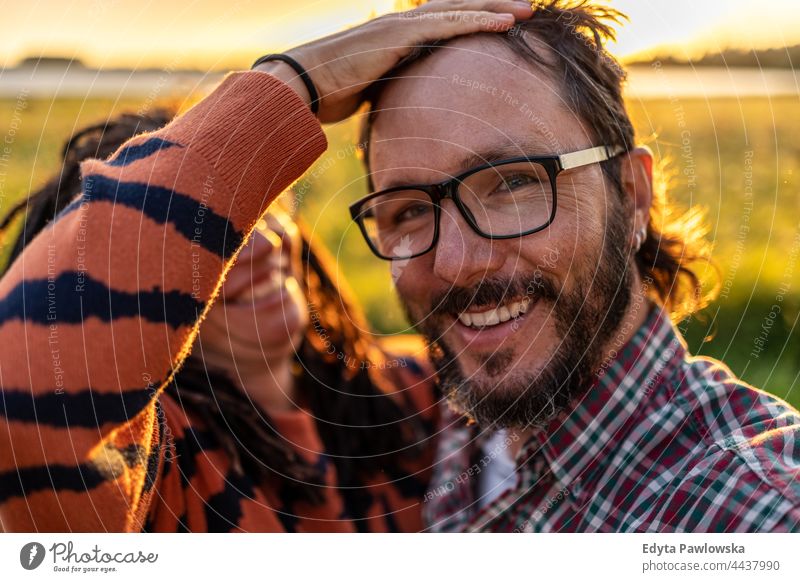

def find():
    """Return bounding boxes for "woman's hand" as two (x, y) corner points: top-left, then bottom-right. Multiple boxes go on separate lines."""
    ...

(255, 0), (534, 123)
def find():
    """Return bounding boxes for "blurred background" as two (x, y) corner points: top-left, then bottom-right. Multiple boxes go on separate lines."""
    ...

(1, 1), (798, 406)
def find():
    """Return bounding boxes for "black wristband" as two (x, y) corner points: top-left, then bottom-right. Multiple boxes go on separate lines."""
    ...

(252, 53), (320, 115)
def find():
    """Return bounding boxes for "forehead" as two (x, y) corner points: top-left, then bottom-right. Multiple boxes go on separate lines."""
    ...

(368, 35), (593, 189)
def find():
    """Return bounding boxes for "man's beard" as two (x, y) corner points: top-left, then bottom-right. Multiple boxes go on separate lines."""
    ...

(399, 198), (634, 430)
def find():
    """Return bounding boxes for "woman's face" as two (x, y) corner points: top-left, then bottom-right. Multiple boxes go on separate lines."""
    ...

(199, 208), (309, 364)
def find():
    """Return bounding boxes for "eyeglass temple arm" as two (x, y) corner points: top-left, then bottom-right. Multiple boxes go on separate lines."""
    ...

(558, 145), (626, 171)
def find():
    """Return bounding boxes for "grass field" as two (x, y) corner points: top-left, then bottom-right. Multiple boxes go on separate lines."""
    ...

(1, 93), (798, 408)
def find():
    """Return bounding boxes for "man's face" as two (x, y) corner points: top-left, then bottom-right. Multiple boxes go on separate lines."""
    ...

(369, 35), (635, 429)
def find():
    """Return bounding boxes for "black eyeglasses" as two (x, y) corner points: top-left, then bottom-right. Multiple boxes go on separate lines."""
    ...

(349, 144), (626, 261)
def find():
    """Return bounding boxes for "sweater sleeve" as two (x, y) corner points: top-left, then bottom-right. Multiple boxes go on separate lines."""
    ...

(0, 71), (327, 532)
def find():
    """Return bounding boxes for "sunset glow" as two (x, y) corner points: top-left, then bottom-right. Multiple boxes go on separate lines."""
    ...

(2, 1), (799, 70)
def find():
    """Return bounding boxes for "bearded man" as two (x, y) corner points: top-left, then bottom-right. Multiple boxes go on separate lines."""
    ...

(348, 1), (800, 532)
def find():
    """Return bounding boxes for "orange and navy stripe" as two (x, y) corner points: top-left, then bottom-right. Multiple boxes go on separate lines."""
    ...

(0, 71), (340, 531)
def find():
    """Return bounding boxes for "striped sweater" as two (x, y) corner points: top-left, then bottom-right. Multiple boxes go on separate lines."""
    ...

(0, 71), (436, 532)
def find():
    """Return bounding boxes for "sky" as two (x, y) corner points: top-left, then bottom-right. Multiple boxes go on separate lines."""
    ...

(2, 0), (800, 70)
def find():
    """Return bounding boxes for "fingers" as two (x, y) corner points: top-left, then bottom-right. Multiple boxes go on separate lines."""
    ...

(414, 0), (533, 19)
(286, 0), (534, 123)
(405, 9), (528, 41)
(403, 1), (533, 39)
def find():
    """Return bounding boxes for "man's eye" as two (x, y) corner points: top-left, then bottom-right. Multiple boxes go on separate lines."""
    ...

(394, 203), (432, 224)
(495, 173), (542, 194)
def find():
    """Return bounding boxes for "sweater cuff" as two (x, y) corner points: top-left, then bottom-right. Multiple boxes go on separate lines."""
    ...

(160, 70), (328, 222)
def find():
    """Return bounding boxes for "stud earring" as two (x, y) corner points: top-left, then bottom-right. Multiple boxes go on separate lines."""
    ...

(634, 227), (647, 252)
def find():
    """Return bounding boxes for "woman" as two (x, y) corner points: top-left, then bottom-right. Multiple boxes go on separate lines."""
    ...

(0, 0), (530, 531)
(0, 110), (437, 532)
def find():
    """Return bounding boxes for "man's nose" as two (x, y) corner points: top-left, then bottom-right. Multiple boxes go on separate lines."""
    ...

(431, 199), (504, 286)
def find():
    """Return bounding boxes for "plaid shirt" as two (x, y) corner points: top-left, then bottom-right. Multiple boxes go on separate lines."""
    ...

(423, 301), (800, 532)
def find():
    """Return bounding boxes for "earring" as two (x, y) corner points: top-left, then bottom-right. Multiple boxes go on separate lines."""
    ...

(634, 227), (647, 252)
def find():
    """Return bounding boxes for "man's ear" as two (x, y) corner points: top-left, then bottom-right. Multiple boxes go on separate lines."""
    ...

(620, 146), (653, 232)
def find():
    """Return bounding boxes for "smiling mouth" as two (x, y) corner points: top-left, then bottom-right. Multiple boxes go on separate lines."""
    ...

(232, 270), (287, 304)
(456, 296), (533, 329)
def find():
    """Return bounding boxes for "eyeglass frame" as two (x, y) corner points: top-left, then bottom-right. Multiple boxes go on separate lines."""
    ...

(348, 144), (627, 261)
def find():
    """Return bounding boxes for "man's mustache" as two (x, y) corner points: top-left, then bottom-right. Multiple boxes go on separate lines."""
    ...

(424, 270), (562, 320)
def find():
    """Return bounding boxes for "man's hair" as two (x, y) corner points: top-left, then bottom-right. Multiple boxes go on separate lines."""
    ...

(360, 0), (718, 322)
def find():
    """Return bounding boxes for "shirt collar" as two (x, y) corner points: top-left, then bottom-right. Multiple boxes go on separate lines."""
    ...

(522, 300), (688, 502)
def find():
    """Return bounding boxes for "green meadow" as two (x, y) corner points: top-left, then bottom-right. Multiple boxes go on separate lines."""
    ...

(1, 93), (798, 408)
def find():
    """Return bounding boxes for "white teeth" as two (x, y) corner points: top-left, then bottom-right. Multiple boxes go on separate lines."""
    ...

(509, 298), (531, 319)
(484, 310), (500, 326)
(238, 272), (282, 302)
(457, 298), (532, 329)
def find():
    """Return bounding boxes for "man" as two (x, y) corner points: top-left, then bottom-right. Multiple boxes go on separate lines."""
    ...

(347, 1), (800, 531)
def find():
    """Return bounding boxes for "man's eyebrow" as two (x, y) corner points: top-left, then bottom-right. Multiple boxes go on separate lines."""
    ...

(457, 140), (548, 174)
(377, 139), (551, 190)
